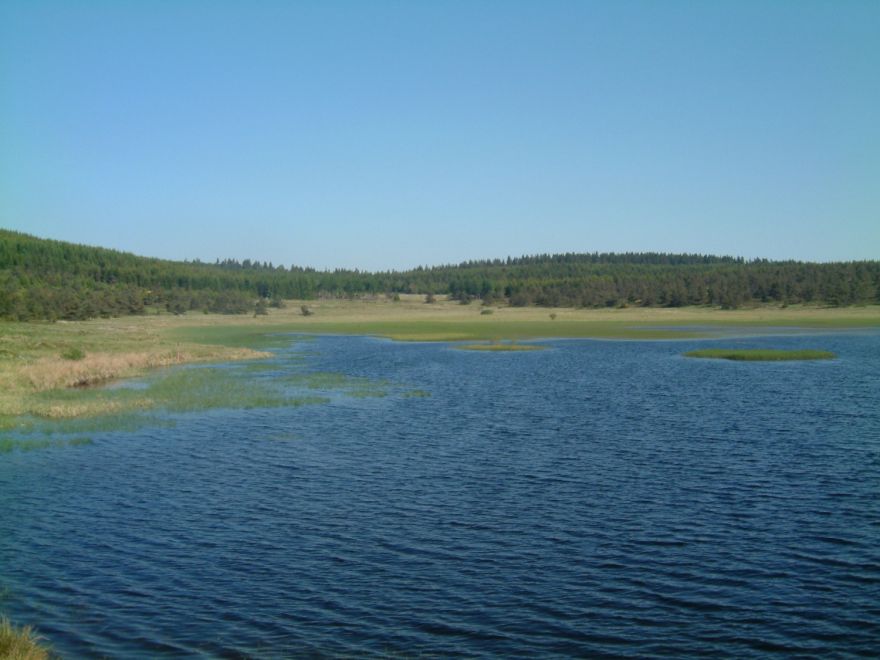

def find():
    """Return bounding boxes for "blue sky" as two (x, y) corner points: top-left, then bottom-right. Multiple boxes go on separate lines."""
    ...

(1, 1), (878, 270)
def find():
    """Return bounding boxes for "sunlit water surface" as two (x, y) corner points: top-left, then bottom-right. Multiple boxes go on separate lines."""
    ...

(2, 333), (879, 657)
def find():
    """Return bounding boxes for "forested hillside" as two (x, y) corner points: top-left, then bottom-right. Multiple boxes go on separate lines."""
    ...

(1, 229), (878, 320)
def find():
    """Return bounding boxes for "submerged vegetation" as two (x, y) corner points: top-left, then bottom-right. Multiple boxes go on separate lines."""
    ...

(684, 349), (837, 361)
(456, 343), (545, 352)
(282, 372), (390, 398)
(402, 389), (431, 398)
(3, 229), (879, 321)
(0, 616), (50, 660)
(2, 363), (332, 438)
(0, 437), (93, 453)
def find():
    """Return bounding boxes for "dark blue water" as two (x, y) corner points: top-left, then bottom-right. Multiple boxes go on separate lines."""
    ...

(2, 333), (879, 657)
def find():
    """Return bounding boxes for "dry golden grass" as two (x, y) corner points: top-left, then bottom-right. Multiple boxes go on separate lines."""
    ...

(20, 347), (262, 391)
(0, 316), (268, 420)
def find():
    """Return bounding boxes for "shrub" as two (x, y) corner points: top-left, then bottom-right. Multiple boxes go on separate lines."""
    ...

(61, 347), (85, 361)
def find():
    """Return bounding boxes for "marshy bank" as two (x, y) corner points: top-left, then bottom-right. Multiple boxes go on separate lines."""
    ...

(0, 330), (425, 447)
(1, 300), (877, 429)
(0, 318), (268, 427)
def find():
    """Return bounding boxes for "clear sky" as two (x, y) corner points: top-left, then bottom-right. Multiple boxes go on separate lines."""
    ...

(1, 1), (878, 271)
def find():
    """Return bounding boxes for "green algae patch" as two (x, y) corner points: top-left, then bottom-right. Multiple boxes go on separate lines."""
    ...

(684, 349), (836, 361)
(456, 343), (546, 352)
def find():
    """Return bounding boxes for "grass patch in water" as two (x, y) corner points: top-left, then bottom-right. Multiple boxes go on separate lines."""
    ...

(402, 389), (431, 398)
(1, 367), (332, 440)
(39, 366), (328, 415)
(456, 343), (545, 352)
(234, 361), (279, 373)
(143, 368), (332, 412)
(684, 349), (836, 361)
(348, 388), (388, 398)
(145, 367), (289, 411)
(267, 432), (298, 441)
(0, 436), (94, 453)
(288, 396), (331, 407)
(282, 372), (387, 388)
(282, 372), (353, 388)
(0, 616), (49, 659)
(0, 438), (50, 453)
(31, 412), (178, 436)
(281, 371), (389, 399)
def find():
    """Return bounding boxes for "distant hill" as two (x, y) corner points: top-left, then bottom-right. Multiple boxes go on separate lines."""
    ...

(1, 229), (877, 320)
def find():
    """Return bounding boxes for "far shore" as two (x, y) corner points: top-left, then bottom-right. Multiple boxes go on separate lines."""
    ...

(1, 296), (878, 423)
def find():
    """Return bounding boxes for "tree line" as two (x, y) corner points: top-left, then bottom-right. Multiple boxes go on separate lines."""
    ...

(1, 229), (877, 321)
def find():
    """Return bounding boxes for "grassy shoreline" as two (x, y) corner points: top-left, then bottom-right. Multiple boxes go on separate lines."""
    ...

(1, 297), (878, 424)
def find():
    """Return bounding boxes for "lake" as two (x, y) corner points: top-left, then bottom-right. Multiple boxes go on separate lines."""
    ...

(2, 332), (879, 657)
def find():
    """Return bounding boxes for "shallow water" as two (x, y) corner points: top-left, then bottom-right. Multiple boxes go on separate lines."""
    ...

(2, 333), (879, 657)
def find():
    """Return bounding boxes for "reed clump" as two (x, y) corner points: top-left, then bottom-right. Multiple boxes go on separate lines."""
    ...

(0, 616), (50, 660)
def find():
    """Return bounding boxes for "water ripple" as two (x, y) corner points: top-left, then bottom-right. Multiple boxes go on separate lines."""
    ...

(1, 333), (879, 657)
